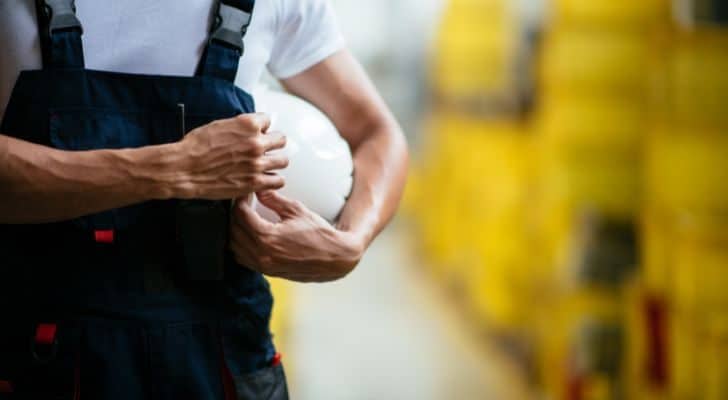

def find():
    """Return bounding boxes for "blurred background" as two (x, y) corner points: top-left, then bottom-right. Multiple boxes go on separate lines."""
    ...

(267, 0), (728, 399)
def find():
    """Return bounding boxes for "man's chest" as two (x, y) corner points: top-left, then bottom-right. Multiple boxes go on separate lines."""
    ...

(0, 0), (276, 117)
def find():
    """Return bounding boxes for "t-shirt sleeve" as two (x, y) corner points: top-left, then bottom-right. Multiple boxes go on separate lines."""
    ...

(267, 0), (345, 79)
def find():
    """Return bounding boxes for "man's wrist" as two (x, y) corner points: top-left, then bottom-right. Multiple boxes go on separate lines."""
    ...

(116, 142), (186, 201)
(334, 220), (369, 256)
(335, 194), (378, 251)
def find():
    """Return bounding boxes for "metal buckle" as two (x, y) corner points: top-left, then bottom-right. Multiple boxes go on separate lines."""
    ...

(43, 0), (83, 35)
(209, 2), (252, 53)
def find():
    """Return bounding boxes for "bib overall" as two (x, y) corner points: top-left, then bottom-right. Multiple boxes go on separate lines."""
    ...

(0, 1), (288, 399)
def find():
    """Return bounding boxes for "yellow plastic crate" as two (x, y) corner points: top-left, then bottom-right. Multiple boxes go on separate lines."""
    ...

(640, 212), (728, 398)
(550, 0), (670, 28)
(536, 289), (625, 400)
(536, 94), (646, 157)
(623, 280), (651, 400)
(671, 214), (728, 312)
(645, 129), (728, 214)
(665, 28), (728, 130)
(703, 315), (728, 400)
(538, 153), (642, 221)
(669, 311), (728, 400)
(416, 128), (474, 268)
(469, 211), (532, 329)
(539, 28), (651, 95)
(414, 114), (534, 320)
(640, 211), (673, 296)
(534, 94), (644, 220)
(431, 0), (519, 99)
(669, 311), (700, 400)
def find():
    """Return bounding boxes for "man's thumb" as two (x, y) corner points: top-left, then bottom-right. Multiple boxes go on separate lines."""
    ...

(256, 191), (303, 219)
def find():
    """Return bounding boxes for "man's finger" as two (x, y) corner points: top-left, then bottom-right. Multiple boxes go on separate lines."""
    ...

(251, 174), (285, 192)
(259, 155), (289, 172)
(260, 132), (286, 153)
(232, 198), (276, 233)
(229, 112), (271, 134)
(255, 190), (302, 220)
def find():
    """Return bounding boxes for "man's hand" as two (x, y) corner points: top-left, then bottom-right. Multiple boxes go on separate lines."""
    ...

(171, 113), (288, 200)
(229, 191), (364, 283)
(0, 113), (288, 223)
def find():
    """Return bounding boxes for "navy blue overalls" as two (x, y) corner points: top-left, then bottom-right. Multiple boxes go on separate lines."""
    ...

(0, 1), (288, 399)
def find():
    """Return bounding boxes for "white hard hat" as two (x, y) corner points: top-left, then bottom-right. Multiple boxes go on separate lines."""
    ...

(251, 86), (354, 223)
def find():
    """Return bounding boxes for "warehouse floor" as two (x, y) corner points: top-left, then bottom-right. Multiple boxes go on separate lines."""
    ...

(282, 220), (533, 400)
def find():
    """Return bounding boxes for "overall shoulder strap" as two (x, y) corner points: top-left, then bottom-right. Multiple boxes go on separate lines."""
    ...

(35, 0), (85, 69)
(197, 0), (256, 82)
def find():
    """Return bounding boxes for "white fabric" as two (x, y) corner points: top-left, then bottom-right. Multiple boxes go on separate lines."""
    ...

(0, 0), (345, 119)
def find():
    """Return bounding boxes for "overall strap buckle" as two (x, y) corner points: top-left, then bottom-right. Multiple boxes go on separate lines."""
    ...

(210, 1), (253, 54)
(35, 0), (85, 69)
(197, 0), (255, 81)
(41, 0), (83, 36)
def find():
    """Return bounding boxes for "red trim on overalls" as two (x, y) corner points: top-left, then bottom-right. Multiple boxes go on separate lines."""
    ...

(35, 323), (58, 346)
(94, 230), (115, 243)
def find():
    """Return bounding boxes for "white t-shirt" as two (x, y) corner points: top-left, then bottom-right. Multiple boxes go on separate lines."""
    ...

(0, 0), (345, 120)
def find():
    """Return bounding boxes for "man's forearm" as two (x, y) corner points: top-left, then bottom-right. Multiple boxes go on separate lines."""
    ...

(0, 134), (177, 223)
(335, 122), (408, 247)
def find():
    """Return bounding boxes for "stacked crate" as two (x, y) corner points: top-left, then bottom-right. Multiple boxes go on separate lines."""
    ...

(532, 1), (669, 399)
(431, 0), (521, 109)
(406, 0), (536, 336)
(643, 11), (728, 398)
(410, 1), (728, 399)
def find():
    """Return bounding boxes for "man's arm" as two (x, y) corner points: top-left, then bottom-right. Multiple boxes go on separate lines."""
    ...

(229, 50), (409, 282)
(0, 134), (178, 223)
(281, 50), (408, 245)
(0, 114), (288, 223)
